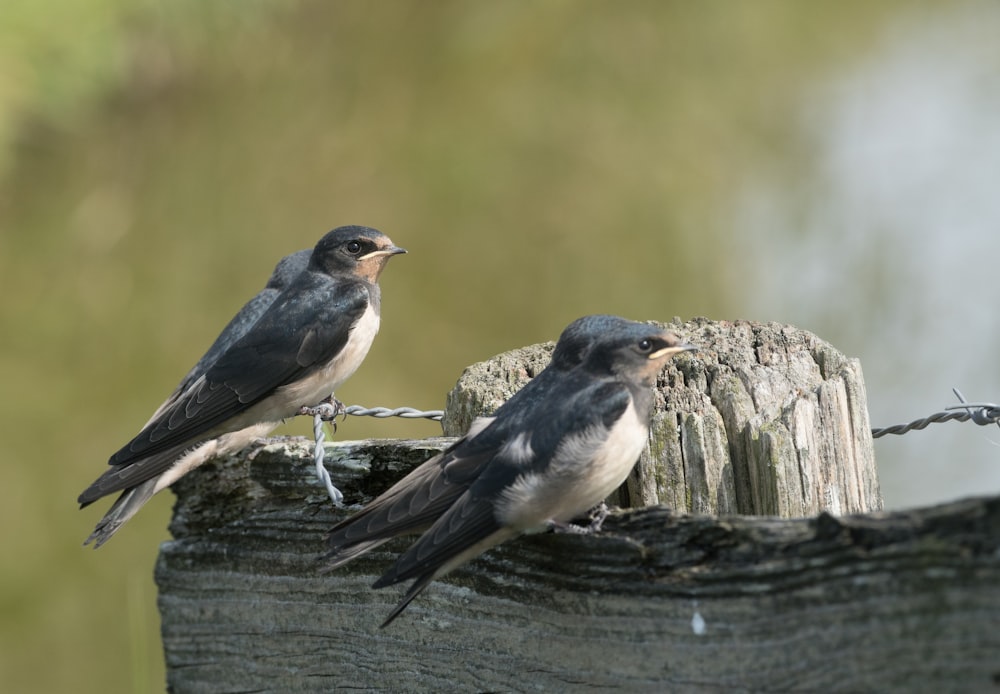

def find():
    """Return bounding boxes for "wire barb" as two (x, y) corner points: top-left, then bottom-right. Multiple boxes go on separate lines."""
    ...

(871, 388), (1000, 439)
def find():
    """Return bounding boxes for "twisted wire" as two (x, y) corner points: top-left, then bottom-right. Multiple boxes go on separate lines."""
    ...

(304, 389), (998, 504)
(301, 402), (443, 505)
(871, 389), (1000, 439)
(343, 405), (443, 421)
(310, 408), (344, 507)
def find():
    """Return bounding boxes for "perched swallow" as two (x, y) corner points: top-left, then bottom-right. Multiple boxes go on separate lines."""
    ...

(326, 315), (696, 626)
(79, 226), (405, 547)
(324, 314), (615, 570)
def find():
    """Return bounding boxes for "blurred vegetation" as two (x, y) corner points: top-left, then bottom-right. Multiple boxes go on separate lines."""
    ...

(0, 1), (938, 692)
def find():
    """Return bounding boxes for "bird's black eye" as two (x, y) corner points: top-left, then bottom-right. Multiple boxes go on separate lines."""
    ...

(637, 338), (653, 352)
(346, 241), (363, 255)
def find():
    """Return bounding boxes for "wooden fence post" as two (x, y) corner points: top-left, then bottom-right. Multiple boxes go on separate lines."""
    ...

(155, 320), (1000, 692)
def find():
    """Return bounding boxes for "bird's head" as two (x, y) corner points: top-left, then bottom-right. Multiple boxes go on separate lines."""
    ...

(309, 226), (407, 282)
(579, 318), (697, 387)
(551, 314), (633, 371)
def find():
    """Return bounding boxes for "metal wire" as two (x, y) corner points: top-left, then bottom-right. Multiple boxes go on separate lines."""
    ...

(310, 406), (344, 507)
(343, 405), (443, 421)
(300, 402), (443, 505)
(871, 388), (1000, 439)
(303, 387), (997, 503)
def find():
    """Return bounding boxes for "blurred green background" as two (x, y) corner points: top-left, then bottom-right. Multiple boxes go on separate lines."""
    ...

(3, 1), (1000, 691)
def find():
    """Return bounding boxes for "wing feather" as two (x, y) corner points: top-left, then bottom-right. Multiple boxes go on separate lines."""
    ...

(326, 437), (495, 553)
(372, 492), (505, 589)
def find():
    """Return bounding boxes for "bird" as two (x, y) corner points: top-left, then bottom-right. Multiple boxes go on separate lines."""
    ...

(324, 313), (615, 571)
(325, 315), (696, 626)
(79, 226), (405, 548)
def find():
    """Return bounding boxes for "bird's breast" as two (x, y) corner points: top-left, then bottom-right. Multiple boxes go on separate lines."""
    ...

(271, 303), (381, 414)
(497, 400), (648, 528)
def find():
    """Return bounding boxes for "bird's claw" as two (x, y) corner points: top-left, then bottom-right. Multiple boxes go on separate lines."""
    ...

(586, 501), (610, 532)
(549, 502), (610, 535)
(298, 396), (347, 422)
(549, 520), (591, 535)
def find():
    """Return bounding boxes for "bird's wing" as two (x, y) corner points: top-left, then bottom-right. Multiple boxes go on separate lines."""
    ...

(368, 377), (633, 625)
(372, 490), (509, 590)
(327, 363), (578, 564)
(325, 419), (502, 564)
(146, 250), (310, 424)
(374, 377), (631, 588)
(513, 379), (628, 458)
(108, 276), (370, 467)
(79, 439), (198, 506)
(176, 290), (280, 399)
(370, 431), (539, 590)
(375, 495), (516, 627)
(148, 289), (281, 424)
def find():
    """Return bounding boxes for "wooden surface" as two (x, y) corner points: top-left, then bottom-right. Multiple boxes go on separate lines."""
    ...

(158, 439), (1000, 693)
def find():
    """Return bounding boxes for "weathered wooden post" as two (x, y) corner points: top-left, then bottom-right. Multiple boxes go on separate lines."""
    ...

(156, 319), (1000, 692)
(444, 318), (880, 516)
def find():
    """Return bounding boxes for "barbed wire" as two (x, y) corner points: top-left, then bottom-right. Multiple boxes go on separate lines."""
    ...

(299, 389), (998, 504)
(871, 389), (1000, 439)
(308, 406), (344, 506)
(299, 402), (443, 505)
(343, 405), (443, 421)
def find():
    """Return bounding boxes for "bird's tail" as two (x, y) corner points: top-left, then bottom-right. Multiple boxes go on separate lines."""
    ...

(83, 479), (158, 548)
(321, 538), (392, 572)
(379, 573), (437, 628)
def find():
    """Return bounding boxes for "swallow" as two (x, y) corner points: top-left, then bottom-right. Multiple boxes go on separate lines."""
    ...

(324, 314), (615, 570)
(325, 315), (696, 626)
(79, 226), (405, 547)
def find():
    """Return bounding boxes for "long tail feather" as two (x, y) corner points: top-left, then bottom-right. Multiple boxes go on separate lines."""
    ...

(83, 479), (158, 548)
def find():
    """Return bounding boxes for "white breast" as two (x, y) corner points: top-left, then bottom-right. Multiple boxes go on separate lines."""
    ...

(231, 302), (381, 425)
(498, 400), (648, 529)
(279, 302), (381, 407)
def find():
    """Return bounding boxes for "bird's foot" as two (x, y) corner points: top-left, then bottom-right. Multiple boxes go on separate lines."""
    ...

(549, 520), (590, 535)
(586, 501), (610, 532)
(548, 502), (610, 535)
(549, 520), (595, 535)
(298, 395), (347, 422)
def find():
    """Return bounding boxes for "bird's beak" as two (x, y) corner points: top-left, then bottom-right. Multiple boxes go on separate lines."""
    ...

(650, 340), (698, 360)
(361, 245), (408, 260)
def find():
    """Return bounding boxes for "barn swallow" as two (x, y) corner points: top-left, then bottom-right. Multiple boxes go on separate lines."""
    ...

(324, 314), (616, 570)
(324, 315), (628, 571)
(326, 315), (696, 626)
(79, 226), (405, 547)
